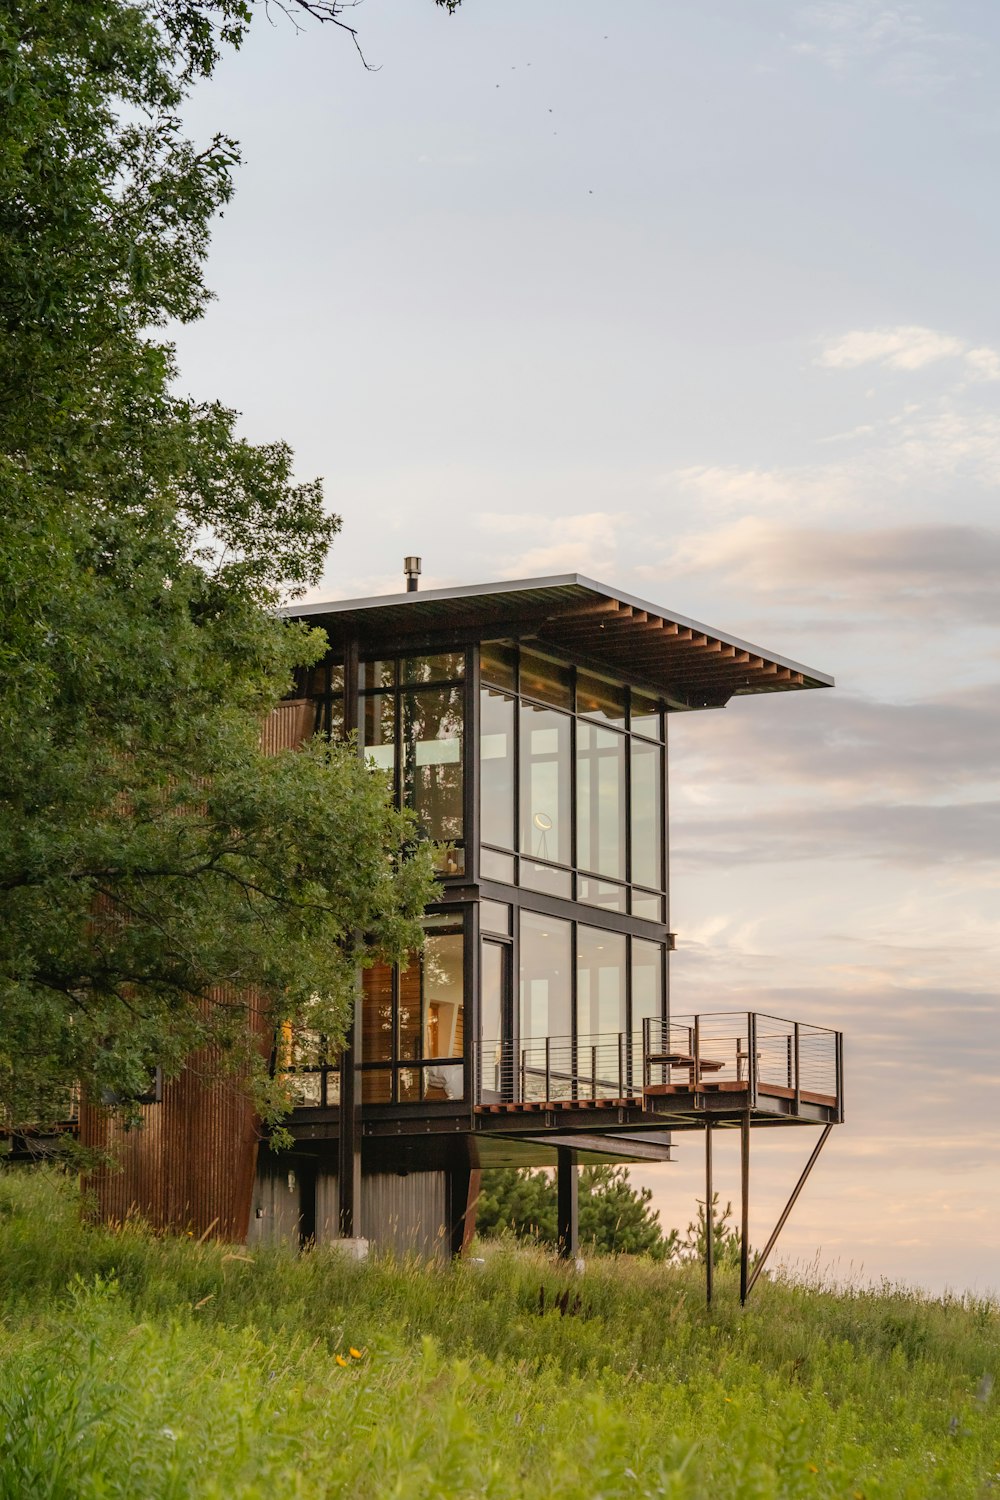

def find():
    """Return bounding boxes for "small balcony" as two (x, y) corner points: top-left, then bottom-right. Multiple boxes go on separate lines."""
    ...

(473, 1011), (844, 1130)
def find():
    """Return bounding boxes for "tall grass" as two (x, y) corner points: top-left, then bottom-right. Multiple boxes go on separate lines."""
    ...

(0, 1169), (996, 1498)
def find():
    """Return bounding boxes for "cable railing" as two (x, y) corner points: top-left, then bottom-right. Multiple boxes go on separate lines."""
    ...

(475, 1012), (843, 1117)
(474, 1032), (640, 1105)
(643, 1013), (842, 1111)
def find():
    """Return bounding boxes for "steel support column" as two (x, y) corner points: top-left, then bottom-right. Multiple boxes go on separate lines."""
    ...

(556, 1146), (579, 1259)
(705, 1120), (714, 1305)
(739, 1112), (751, 1305)
(338, 636), (363, 1240)
(744, 1123), (834, 1301)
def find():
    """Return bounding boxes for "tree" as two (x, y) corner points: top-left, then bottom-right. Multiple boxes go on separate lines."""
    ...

(0, 0), (440, 1133)
(475, 1166), (676, 1259)
(678, 1192), (755, 1272)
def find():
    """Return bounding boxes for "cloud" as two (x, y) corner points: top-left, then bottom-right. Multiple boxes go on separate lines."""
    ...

(673, 800), (1000, 869)
(819, 326), (966, 372)
(964, 346), (1000, 382)
(477, 510), (623, 579)
(818, 326), (1000, 383)
(658, 519), (1000, 625)
(671, 686), (1000, 800)
(789, 3), (968, 94)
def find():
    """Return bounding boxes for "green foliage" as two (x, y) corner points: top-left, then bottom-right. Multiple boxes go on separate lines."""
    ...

(1, 1171), (998, 1498)
(681, 1191), (754, 1271)
(0, 0), (437, 1130)
(476, 1164), (677, 1259)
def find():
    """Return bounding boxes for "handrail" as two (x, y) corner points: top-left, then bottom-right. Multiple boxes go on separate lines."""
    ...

(473, 1011), (843, 1114)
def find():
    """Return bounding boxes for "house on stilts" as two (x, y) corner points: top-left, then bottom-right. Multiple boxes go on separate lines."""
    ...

(82, 563), (844, 1300)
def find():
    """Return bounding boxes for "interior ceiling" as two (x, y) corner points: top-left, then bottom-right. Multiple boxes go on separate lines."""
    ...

(290, 575), (833, 712)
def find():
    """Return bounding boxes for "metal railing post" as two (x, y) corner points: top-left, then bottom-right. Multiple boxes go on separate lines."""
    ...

(642, 1016), (650, 1089)
(693, 1015), (701, 1088)
(618, 1032), (624, 1098)
(591, 1044), (598, 1100)
(544, 1036), (551, 1104)
(793, 1023), (801, 1111)
(749, 1013), (758, 1107)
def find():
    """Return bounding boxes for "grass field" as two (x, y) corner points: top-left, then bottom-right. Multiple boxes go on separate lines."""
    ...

(0, 1171), (996, 1498)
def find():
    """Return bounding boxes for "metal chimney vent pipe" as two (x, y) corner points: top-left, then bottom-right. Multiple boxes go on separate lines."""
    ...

(404, 556), (421, 592)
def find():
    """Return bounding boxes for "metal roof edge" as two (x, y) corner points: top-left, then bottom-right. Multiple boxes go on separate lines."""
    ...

(284, 573), (834, 689)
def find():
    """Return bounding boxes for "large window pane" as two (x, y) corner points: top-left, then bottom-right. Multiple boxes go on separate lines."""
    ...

(403, 652), (465, 683)
(480, 900), (511, 935)
(576, 926), (626, 1037)
(361, 659), (395, 690)
(519, 861), (572, 898)
(362, 963), (393, 1063)
(481, 847), (515, 883)
(577, 721), (626, 880)
(578, 877), (627, 913)
(397, 961), (421, 1063)
(632, 930), (665, 1050)
(630, 738), (663, 890)
(631, 938), (664, 1058)
(519, 911), (572, 1041)
(423, 933), (464, 1059)
(361, 693), (395, 775)
(631, 890), (664, 922)
(480, 688), (515, 849)
(519, 704), (571, 866)
(403, 685), (464, 844)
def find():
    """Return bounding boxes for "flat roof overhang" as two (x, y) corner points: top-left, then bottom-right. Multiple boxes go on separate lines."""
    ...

(286, 574), (833, 710)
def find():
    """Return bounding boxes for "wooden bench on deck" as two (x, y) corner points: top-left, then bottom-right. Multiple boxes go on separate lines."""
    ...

(645, 1051), (726, 1090)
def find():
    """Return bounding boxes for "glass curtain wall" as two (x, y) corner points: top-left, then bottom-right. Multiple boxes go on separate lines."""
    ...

(479, 643), (666, 912)
(358, 651), (466, 875)
(514, 909), (665, 1102)
(356, 914), (466, 1104)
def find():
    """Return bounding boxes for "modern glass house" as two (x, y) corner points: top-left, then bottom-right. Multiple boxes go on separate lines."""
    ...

(241, 571), (844, 1277)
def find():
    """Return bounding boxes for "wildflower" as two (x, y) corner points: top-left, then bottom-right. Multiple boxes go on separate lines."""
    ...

(723, 1397), (732, 1404)
(335, 1354), (349, 1368)
(161, 1427), (177, 1442)
(807, 1464), (818, 1474)
(349, 1347), (363, 1360)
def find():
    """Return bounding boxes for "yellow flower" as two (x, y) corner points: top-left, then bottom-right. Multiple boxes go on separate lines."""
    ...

(335, 1354), (349, 1368)
(807, 1464), (819, 1474)
(723, 1397), (732, 1404)
(349, 1347), (363, 1360)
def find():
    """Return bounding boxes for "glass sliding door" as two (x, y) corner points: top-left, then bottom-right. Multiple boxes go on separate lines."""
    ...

(631, 937), (664, 1089)
(519, 911), (572, 1102)
(576, 925), (627, 1099)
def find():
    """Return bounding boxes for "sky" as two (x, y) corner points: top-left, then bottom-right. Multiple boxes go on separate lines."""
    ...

(175, 0), (1000, 1296)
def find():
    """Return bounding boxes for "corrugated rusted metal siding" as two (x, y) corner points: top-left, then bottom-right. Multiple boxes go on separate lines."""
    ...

(79, 701), (314, 1241)
(246, 1153), (307, 1248)
(314, 1170), (451, 1261)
